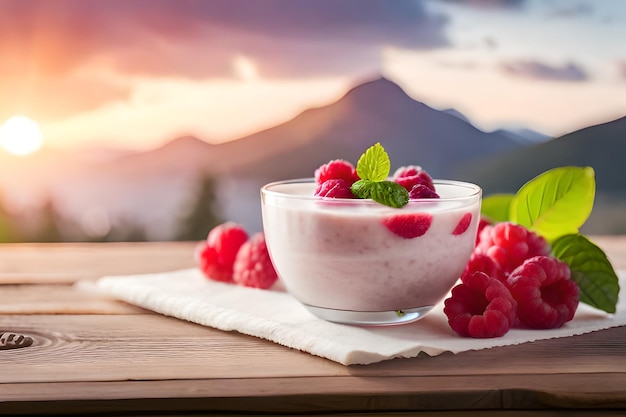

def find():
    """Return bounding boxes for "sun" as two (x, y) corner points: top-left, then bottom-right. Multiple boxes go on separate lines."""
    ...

(0, 115), (43, 156)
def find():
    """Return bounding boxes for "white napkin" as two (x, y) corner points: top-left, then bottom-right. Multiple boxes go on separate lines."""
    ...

(94, 269), (626, 366)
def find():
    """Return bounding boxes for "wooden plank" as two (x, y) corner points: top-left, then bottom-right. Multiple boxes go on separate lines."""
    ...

(0, 314), (342, 383)
(0, 239), (625, 414)
(0, 242), (197, 284)
(1, 314), (626, 383)
(1, 374), (626, 413)
(0, 284), (145, 314)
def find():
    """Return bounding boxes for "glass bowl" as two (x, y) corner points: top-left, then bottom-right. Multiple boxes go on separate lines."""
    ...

(261, 179), (482, 326)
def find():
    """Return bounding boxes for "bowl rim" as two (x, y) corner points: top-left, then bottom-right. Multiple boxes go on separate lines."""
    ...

(261, 178), (482, 204)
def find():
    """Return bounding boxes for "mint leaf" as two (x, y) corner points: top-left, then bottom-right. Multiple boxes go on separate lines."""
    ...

(350, 179), (409, 208)
(551, 234), (620, 314)
(351, 143), (409, 208)
(350, 179), (374, 199)
(369, 181), (409, 208)
(481, 194), (514, 222)
(510, 166), (595, 242)
(356, 142), (390, 182)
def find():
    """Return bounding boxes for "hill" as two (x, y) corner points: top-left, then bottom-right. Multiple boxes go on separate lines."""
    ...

(0, 76), (549, 240)
(211, 76), (528, 232)
(457, 115), (626, 196)
(456, 115), (626, 234)
(226, 77), (523, 181)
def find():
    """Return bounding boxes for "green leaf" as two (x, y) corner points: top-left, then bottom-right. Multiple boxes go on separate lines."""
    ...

(350, 180), (409, 208)
(481, 194), (515, 222)
(510, 166), (595, 242)
(369, 181), (409, 208)
(350, 179), (374, 199)
(552, 234), (620, 314)
(355, 142), (390, 182)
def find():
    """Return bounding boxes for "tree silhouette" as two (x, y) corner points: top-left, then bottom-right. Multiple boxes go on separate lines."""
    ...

(0, 190), (19, 243)
(106, 217), (148, 242)
(175, 175), (223, 241)
(31, 197), (64, 242)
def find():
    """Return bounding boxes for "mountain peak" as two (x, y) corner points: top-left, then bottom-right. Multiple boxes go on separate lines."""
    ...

(343, 76), (406, 97)
(364, 75), (397, 86)
(336, 76), (418, 113)
(153, 135), (214, 154)
(163, 135), (210, 148)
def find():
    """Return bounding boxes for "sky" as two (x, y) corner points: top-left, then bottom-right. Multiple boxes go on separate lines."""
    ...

(1, 0), (625, 151)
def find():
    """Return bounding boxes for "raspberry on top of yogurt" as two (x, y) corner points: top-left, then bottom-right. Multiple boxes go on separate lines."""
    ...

(313, 143), (439, 208)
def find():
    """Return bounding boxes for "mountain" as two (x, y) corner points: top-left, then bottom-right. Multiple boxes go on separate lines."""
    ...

(95, 135), (220, 179)
(442, 108), (471, 123)
(0, 77), (548, 240)
(225, 77), (523, 181)
(496, 127), (552, 145)
(204, 77), (530, 233)
(457, 115), (626, 195)
(443, 108), (551, 145)
(456, 115), (626, 234)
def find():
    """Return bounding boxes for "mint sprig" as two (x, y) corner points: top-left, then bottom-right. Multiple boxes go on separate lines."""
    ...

(481, 166), (620, 313)
(355, 142), (390, 182)
(350, 143), (409, 208)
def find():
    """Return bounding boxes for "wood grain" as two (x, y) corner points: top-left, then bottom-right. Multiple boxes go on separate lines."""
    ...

(0, 284), (145, 314)
(2, 314), (625, 382)
(0, 241), (197, 283)
(0, 239), (625, 415)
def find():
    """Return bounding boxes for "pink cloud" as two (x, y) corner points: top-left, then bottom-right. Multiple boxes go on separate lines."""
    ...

(0, 0), (450, 120)
(1, 0), (449, 79)
(500, 60), (589, 82)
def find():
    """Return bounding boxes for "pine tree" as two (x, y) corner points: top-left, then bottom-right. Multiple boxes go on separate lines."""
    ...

(176, 175), (223, 241)
(0, 190), (18, 243)
(33, 197), (63, 242)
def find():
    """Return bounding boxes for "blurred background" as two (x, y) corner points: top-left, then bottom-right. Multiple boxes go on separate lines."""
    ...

(0, 0), (625, 243)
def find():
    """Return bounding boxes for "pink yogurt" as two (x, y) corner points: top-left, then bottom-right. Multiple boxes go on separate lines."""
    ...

(261, 179), (481, 320)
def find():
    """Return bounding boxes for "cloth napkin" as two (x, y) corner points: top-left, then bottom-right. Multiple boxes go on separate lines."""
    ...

(94, 269), (626, 366)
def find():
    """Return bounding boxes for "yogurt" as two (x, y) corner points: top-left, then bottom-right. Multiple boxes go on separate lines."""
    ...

(261, 179), (481, 323)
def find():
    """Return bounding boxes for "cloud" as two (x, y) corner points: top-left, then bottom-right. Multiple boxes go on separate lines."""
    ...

(0, 0), (451, 121)
(0, 68), (131, 123)
(436, 0), (525, 9)
(0, 0), (450, 79)
(500, 60), (589, 82)
(618, 61), (626, 80)
(545, 3), (594, 19)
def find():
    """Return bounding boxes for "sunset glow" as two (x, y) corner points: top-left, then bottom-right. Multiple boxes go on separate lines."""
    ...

(0, 115), (43, 156)
(0, 1), (624, 150)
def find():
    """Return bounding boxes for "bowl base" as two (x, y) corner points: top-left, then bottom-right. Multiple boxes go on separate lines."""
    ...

(303, 304), (434, 326)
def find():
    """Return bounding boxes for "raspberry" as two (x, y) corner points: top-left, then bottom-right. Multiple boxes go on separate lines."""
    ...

(314, 179), (355, 199)
(507, 256), (579, 329)
(408, 184), (440, 199)
(476, 222), (550, 275)
(452, 212), (472, 235)
(196, 222), (248, 283)
(461, 252), (505, 283)
(444, 271), (516, 338)
(314, 159), (359, 185)
(476, 217), (491, 245)
(392, 165), (435, 193)
(233, 232), (279, 289)
(382, 212), (432, 238)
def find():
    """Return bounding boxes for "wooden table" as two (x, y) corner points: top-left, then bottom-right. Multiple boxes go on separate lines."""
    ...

(1, 238), (626, 416)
